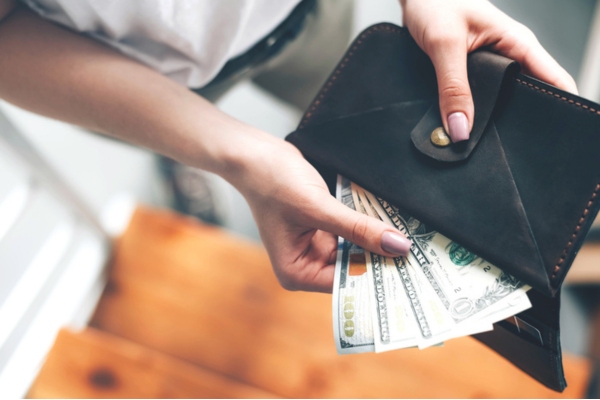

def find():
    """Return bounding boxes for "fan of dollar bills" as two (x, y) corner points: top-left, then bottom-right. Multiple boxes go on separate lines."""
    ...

(333, 175), (532, 354)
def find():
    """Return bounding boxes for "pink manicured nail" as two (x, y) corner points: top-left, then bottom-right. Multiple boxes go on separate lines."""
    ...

(447, 112), (470, 142)
(381, 232), (411, 256)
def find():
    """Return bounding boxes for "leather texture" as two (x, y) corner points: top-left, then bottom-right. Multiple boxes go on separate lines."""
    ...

(285, 23), (600, 392)
(411, 51), (519, 162)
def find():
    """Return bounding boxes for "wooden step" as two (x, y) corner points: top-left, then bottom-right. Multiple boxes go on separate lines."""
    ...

(87, 206), (590, 398)
(28, 328), (275, 399)
(565, 242), (600, 284)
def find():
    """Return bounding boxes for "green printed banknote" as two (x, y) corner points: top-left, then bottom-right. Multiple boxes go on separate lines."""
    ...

(333, 176), (531, 354)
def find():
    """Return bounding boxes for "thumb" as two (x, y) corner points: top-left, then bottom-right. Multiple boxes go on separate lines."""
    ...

(428, 40), (474, 143)
(312, 195), (412, 257)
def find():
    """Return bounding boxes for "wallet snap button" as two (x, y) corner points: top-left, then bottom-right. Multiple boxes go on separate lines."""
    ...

(430, 127), (451, 147)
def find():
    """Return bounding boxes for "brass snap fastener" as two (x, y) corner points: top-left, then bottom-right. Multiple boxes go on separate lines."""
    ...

(430, 127), (451, 147)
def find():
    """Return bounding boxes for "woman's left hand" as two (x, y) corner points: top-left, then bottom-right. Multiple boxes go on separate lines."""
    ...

(400, 0), (578, 143)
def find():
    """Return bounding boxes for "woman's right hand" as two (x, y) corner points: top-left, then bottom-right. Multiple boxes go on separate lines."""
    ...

(400, 0), (578, 143)
(0, 4), (411, 294)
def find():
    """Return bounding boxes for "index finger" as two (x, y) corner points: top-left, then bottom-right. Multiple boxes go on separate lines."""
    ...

(495, 32), (578, 94)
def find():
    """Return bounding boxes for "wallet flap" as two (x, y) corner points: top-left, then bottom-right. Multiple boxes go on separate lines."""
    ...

(285, 22), (600, 391)
(287, 102), (550, 292)
(288, 22), (600, 296)
(411, 52), (519, 162)
(494, 75), (600, 292)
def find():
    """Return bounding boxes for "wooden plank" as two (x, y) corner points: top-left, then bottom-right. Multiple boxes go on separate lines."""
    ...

(590, 302), (600, 361)
(27, 328), (275, 399)
(565, 243), (600, 284)
(91, 206), (590, 398)
(587, 297), (600, 398)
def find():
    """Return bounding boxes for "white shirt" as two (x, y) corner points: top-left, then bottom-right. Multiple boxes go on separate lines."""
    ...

(22, 0), (302, 87)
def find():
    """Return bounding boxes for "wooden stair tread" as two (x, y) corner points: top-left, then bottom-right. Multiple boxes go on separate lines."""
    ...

(565, 242), (600, 284)
(84, 206), (590, 398)
(30, 326), (591, 399)
(28, 328), (275, 399)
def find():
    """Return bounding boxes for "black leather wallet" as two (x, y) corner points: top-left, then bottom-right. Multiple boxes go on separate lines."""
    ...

(285, 23), (600, 391)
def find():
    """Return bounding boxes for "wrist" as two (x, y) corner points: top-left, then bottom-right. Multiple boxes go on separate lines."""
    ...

(164, 96), (280, 188)
(208, 122), (282, 192)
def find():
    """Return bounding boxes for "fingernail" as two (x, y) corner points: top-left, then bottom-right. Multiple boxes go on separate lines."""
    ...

(381, 231), (412, 256)
(447, 112), (470, 142)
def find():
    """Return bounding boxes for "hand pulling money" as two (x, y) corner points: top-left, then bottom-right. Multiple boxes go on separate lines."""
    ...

(333, 175), (531, 354)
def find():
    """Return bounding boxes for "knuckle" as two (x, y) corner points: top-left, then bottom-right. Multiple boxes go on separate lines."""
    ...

(566, 75), (577, 88)
(424, 27), (461, 48)
(557, 75), (578, 93)
(350, 217), (370, 244)
(507, 23), (538, 46)
(300, 190), (330, 217)
(301, 189), (324, 207)
(517, 24), (537, 42)
(440, 78), (471, 100)
(278, 272), (300, 291)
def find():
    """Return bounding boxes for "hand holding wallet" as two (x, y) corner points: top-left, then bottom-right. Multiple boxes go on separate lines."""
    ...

(286, 23), (600, 392)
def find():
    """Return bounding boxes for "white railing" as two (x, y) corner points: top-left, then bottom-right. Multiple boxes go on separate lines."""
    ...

(0, 110), (111, 398)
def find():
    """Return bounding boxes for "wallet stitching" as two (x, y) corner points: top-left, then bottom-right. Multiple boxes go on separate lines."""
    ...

(553, 182), (599, 280)
(515, 77), (600, 283)
(299, 24), (408, 129)
(300, 28), (600, 286)
(515, 78), (600, 116)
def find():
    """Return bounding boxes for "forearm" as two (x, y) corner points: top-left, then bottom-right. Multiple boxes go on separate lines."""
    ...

(0, 6), (274, 179)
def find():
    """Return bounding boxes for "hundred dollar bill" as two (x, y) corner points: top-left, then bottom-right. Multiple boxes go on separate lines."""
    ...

(359, 188), (531, 347)
(351, 187), (422, 350)
(365, 245), (418, 352)
(353, 186), (455, 346)
(333, 176), (375, 354)
(387, 255), (494, 344)
(354, 185), (493, 344)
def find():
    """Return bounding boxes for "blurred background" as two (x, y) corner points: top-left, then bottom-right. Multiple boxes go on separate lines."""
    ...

(0, 0), (599, 398)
